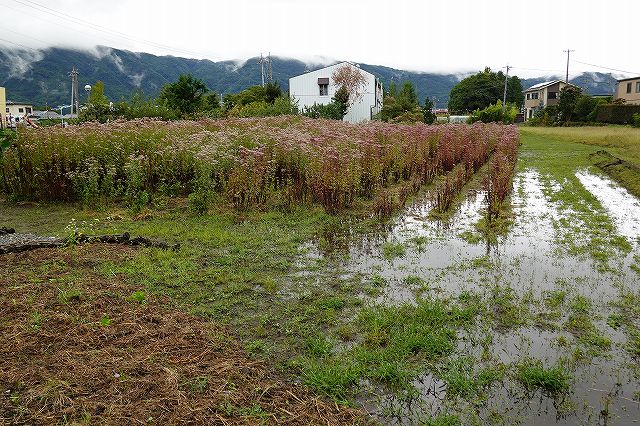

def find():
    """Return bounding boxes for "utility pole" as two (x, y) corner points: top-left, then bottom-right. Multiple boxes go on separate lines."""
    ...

(502, 64), (511, 106)
(563, 49), (574, 83)
(69, 67), (79, 116)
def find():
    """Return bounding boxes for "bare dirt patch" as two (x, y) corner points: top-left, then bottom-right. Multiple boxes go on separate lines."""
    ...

(0, 246), (366, 425)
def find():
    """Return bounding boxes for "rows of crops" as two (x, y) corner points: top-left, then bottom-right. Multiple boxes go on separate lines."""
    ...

(0, 117), (518, 213)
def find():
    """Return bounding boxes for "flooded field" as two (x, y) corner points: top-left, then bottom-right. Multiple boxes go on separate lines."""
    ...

(295, 137), (640, 425)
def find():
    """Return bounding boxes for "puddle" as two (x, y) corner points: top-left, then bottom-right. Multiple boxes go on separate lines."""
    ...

(368, 327), (639, 425)
(576, 169), (640, 245)
(292, 167), (640, 424)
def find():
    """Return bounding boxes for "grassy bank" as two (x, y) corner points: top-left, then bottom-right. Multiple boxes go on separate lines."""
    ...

(520, 126), (640, 164)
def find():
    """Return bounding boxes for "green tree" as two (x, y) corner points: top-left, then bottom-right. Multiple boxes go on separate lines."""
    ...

(448, 68), (523, 114)
(423, 97), (437, 124)
(158, 74), (208, 116)
(573, 94), (598, 122)
(79, 80), (112, 122)
(332, 86), (349, 119)
(264, 82), (282, 104)
(557, 86), (582, 122)
(203, 91), (221, 110)
(379, 81), (421, 122)
(397, 82), (419, 111)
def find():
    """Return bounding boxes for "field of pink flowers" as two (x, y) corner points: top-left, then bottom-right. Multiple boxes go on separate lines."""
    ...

(0, 117), (518, 213)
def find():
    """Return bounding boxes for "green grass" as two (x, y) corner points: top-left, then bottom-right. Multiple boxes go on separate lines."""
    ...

(520, 126), (640, 164)
(518, 129), (633, 264)
(381, 241), (406, 260)
(515, 359), (571, 394)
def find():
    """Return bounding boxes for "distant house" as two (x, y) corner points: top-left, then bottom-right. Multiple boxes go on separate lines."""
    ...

(6, 101), (34, 126)
(0, 87), (6, 129)
(614, 76), (640, 105)
(289, 62), (383, 123)
(522, 80), (579, 120)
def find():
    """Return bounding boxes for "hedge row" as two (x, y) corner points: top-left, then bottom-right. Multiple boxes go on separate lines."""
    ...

(595, 104), (640, 124)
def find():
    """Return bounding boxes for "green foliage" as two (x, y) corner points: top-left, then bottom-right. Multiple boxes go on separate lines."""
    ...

(634, 113), (640, 128)
(79, 81), (113, 123)
(557, 86), (582, 122)
(515, 360), (571, 394)
(423, 97), (437, 124)
(158, 74), (208, 116)
(573, 94), (599, 122)
(379, 81), (422, 122)
(202, 91), (221, 110)
(114, 90), (177, 120)
(0, 129), (16, 154)
(448, 68), (523, 113)
(264, 82), (282, 104)
(527, 105), (560, 126)
(230, 97), (298, 118)
(596, 104), (640, 124)
(302, 87), (349, 121)
(468, 101), (517, 124)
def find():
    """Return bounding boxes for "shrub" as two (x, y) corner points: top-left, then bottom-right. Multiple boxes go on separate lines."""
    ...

(633, 113), (640, 128)
(468, 101), (518, 124)
(596, 104), (640, 124)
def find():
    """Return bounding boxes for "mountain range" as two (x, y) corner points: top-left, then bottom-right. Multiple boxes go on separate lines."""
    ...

(0, 46), (620, 109)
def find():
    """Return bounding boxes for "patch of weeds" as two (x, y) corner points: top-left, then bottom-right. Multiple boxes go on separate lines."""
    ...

(438, 356), (504, 399)
(245, 340), (266, 356)
(128, 291), (146, 304)
(489, 285), (529, 329)
(403, 275), (425, 287)
(305, 334), (333, 358)
(381, 241), (406, 260)
(57, 287), (83, 304)
(544, 290), (566, 309)
(370, 273), (387, 287)
(30, 311), (44, 330)
(181, 376), (209, 394)
(515, 359), (571, 394)
(421, 413), (462, 426)
(606, 314), (623, 330)
(300, 358), (361, 402)
(99, 315), (112, 327)
(412, 235), (429, 249)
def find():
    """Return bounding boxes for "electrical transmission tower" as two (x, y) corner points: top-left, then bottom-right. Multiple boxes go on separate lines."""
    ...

(69, 67), (79, 116)
(258, 53), (274, 87)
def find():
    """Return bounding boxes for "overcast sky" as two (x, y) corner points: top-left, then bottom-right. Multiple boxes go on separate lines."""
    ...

(1, 0), (639, 78)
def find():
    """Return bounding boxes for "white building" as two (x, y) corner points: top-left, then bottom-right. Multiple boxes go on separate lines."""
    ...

(289, 62), (383, 123)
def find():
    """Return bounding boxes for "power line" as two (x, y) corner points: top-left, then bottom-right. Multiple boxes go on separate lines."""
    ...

(573, 60), (640, 76)
(8, 0), (209, 58)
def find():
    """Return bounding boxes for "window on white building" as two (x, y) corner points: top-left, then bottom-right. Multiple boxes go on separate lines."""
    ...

(18, 108), (24, 113)
(526, 93), (530, 100)
(627, 82), (632, 94)
(548, 92), (557, 100)
(318, 78), (329, 96)
(636, 82), (640, 93)
(26, 107), (32, 114)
